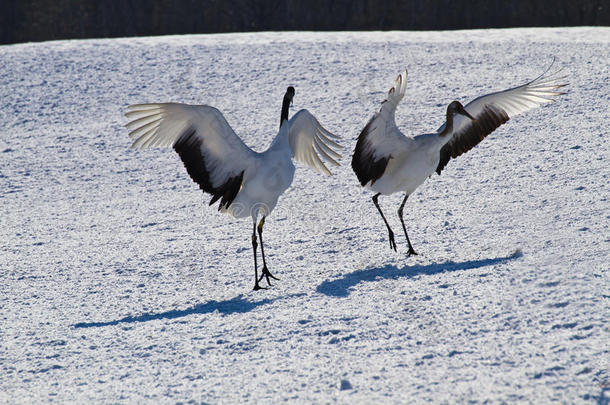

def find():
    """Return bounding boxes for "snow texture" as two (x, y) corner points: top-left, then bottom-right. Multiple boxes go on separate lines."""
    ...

(1, 27), (609, 403)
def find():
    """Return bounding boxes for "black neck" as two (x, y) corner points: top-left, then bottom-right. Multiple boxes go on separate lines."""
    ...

(280, 94), (291, 128)
(440, 110), (453, 137)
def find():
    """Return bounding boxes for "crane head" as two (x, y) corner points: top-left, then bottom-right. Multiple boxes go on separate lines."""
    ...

(448, 101), (475, 121)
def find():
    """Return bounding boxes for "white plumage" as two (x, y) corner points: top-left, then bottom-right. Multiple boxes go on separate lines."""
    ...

(125, 87), (341, 290)
(352, 64), (567, 255)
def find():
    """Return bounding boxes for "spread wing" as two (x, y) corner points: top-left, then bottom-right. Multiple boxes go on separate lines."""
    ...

(436, 66), (568, 175)
(125, 103), (258, 209)
(351, 69), (409, 186)
(288, 109), (342, 175)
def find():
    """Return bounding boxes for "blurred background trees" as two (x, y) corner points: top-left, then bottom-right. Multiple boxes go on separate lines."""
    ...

(1, 0), (608, 45)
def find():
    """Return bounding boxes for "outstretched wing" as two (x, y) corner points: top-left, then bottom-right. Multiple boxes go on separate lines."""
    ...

(125, 103), (258, 209)
(288, 109), (342, 175)
(436, 66), (567, 175)
(352, 69), (409, 186)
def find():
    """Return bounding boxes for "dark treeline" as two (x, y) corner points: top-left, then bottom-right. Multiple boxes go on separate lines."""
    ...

(1, 0), (608, 45)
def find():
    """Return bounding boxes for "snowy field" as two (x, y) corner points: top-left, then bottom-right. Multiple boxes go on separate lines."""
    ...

(1, 27), (608, 403)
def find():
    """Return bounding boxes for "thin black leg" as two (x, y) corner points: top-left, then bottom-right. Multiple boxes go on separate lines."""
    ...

(372, 193), (397, 252)
(257, 216), (279, 286)
(251, 223), (264, 290)
(398, 193), (418, 256)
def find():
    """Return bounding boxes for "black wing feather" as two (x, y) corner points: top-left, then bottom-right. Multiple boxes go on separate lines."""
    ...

(173, 128), (244, 210)
(351, 117), (391, 186)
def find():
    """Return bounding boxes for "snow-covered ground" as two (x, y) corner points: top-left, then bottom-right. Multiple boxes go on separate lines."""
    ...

(1, 27), (608, 403)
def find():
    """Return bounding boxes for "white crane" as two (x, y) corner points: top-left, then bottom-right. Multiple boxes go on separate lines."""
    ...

(125, 87), (342, 290)
(352, 64), (567, 255)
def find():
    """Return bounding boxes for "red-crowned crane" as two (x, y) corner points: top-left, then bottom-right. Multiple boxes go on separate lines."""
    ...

(352, 65), (567, 255)
(126, 87), (342, 290)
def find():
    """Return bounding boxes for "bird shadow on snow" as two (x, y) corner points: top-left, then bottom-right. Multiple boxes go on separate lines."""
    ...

(316, 250), (523, 298)
(73, 293), (298, 329)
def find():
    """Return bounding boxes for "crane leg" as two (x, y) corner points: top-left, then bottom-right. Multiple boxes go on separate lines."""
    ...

(372, 193), (397, 252)
(257, 216), (279, 286)
(398, 193), (418, 256)
(251, 223), (265, 290)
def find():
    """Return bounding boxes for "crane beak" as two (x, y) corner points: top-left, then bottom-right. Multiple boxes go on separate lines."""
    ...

(460, 108), (475, 121)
